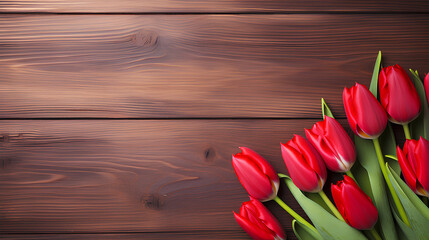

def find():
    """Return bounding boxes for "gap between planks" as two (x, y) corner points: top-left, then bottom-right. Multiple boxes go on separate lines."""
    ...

(0, 117), (344, 121)
(0, 11), (428, 15)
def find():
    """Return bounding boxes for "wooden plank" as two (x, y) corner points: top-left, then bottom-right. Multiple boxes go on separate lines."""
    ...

(0, 232), (246, 240)
(0, 119), (348, 234)
(0, 0), (428, 13)
(0, 15), (428, 118)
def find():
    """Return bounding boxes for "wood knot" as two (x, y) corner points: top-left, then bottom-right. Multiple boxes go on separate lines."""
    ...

(0, 133), (23, 143)
(0, 157), (15, 169)
(130, 30), (159, 47)
(141, 193), (164, 210)
(204, 147), (216, 162)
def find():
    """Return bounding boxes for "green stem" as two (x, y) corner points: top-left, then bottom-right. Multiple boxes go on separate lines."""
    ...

(273, 196), (317, 233)
(372, 138), (410, 227)
(403, 123), (412, 140)
(367, 228), (382, 240)
(346, 170), (357, 182)
(318, 190), (345, 222)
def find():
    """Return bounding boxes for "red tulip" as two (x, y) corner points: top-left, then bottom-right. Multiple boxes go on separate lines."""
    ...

(379, 65), (421, 124)
(234, 197), (286, 240)
(332, 176), (378, 230)
(343, 83), (387, 139)
(397, 137), (429, 197)
(232, 147), (279, 202)
(281, 135), (327, 192)
(425, 74), (429, 106)
(305, 116), (356, 172)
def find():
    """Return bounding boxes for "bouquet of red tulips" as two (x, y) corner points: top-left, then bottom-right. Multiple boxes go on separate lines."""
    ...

(231, 52), (429, 240)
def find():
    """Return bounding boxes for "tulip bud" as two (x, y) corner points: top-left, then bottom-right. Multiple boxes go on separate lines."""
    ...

(379, 65), (421, 124)
(397, 137), (429, 197)
(331, 176), (378, 230)
(305, 116), (356, 172)
(425, 74), (429, 106)
(232, 147), (279, 202)
(281, 135), (327, 192)
(234, 197), (286, 240)
(343, 83), (387, 139)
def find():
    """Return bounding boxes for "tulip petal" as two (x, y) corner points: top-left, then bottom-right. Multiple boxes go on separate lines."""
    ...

(292, 135), (327, 187)
(236, 199), (286, 240)
(397, 146), (418, 193)
(250, 199), (286, 239)
(281, 143), (320, 192)
(379, 65), (421, 124)
(239, 147), (279, 185)
(416, 138), (429, 195)
(331, 183), (346, 220)
(324, 118), (356, 163)
(234, 212), (274, 240)
(306, 117), (356, 172)
(425, 74), (429, 106)
(232, 154), (273, 201)
(354, 84), (387, 138)
(341, 182), (378, 230)
(343, 87), (358, 135)
(344, 83), (387, 139)
(332, 176), (378, 230)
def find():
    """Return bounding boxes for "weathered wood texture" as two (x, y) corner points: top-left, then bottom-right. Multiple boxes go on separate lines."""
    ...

(0, 119), (347, 234)
(0, 14), (428, 118)
(0, 0), (428, 13)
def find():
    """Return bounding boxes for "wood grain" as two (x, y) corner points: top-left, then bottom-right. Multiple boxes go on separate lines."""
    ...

(0, 15), (428, 118)
(0, 119), (352, 236)
(0, 0), (428, 13)
(0, 232), (246, 240)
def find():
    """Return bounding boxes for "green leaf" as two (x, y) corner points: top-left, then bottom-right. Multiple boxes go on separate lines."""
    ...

(387, 165), (429, 239)
(385, 155), (398, 161)
(409, 69), (429, 140)
(283, 176), (367, 240)
(379, 123), (397, 156)
(369, 51), (382, 97)
(389, 197), (416, 240)
(379, 123), (401, 174)
(353, 136), (398, 240)
(321, 98), (334, 119)
(293, 219), (324, 240)
(279, 174), (332, 214)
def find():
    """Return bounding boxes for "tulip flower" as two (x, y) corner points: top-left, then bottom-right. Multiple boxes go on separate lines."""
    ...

(232, 147), (279, 202)
(305, 116), (356, 172)
(234, 197), (286, 240)
(379, 65), (421, 124)
(332, 176), (379, 230)
(343, 83), (387, 139)
(397, 137), (429, 197)
(280, 135), (327, 193)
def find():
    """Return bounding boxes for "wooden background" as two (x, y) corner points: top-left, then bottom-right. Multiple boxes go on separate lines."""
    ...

(0, 1), (428, 239)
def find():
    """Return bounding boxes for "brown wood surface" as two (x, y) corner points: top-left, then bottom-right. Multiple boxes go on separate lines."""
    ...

(0, 14), (428, 119)
(1, 1), (426, 239)
(0, 119), (342, 234)
(0, 232), (245, 239)
(0, 232), (248, 239)
(0, 0), (428, 13)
